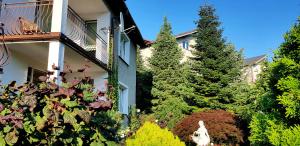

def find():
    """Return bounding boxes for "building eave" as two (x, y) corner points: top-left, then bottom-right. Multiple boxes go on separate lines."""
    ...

(103, 0), (146, 48)
(2, 33), (111, 72)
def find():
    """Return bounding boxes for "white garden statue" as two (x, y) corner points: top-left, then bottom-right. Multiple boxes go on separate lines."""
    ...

(191, 120), (210, 146)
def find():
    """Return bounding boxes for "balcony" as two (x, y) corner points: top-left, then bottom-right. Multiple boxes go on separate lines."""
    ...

(0, 0), (108, 65)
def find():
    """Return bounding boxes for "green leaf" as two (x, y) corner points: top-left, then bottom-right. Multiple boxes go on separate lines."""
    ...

(0, 108), (10, 116)
(5, 131), (18, 145)
(35, 115), (47, 131)
(83, 91), (95, 102)
(24, 121), (35, 134)
(90, 141), (104, 146)
(29, 136), (39, 143)
(63, 111), (77, 126)
(3, 125), (11, 133)
(76, 137), (83, 146)
(61, 98), (79, 108)
(105, 141), (118, 146)
(0, 133), (6, 146)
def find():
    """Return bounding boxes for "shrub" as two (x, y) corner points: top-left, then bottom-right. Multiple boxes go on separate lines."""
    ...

(126, 122), (185, 146)
(173, 110), (244, 145)
(154, 97), (192, 129)
(0, 75), (121, 145)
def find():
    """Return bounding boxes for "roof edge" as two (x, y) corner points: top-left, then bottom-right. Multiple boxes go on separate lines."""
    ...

(103, 0), (146, 48)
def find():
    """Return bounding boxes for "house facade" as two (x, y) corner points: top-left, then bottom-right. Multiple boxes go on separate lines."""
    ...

(242, 55), (266, 83)
(141, 30), (266, 83)
(0, 0), (145, 115)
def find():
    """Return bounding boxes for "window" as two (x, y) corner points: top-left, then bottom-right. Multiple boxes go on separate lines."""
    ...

(182, 41), (189, 50)
(118, 83), (129, 115)
(119, 32), (130, 64)
(27, 67), (46, 84)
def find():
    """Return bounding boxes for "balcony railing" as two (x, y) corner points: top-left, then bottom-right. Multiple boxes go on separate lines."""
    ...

(66, 7), (108, 65)
(0, 1), (108, 65)
(0, 1), (53, 35)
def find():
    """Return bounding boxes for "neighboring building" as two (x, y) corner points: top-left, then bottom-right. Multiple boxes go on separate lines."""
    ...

(242, 55), (267, 83)
(175, 29), (197, 62)
(0, 0), (145, 115)
(141, 29), (266, 83)
(141, 29), (196, 66)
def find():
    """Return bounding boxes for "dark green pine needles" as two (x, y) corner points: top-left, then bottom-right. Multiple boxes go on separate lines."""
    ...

(190, 5), (242, 109)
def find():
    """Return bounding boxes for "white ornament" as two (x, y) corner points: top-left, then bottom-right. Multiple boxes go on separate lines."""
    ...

(191, 120), (210, 146)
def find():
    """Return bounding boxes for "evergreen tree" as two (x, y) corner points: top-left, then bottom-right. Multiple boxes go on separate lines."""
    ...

(136, 47), (153, 113)
(149, 17), (193, 128)
(190, 5), (242, 108)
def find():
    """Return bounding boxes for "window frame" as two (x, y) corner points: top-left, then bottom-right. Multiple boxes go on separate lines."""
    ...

(119, 32), (130, 65)
(182, 41), (189, 50)
(27, 67), (46, 84)
(118, 82), (129, 115)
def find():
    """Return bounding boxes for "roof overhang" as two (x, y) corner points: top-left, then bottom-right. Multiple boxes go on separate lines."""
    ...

(103, 0), (146, 48)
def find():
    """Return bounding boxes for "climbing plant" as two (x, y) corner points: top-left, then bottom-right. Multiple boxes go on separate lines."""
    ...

(107, 29), (119, 111)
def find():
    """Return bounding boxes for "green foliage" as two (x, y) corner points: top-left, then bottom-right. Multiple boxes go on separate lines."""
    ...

(248, 113), (273, 145)
(149, 17), (193, 128)
(225, 81), (265, 122)
(108, 31), (119, 111)
(0, 75), (121, 145)
(129, 105), (141, 132)
(189, 5), (243, 109)
(154, 97), (193, 129)
(249, 18), (300, 145)
(126, 122), (185, 146)
(136, 47), (153, 113)
(249, 113), (300, 146)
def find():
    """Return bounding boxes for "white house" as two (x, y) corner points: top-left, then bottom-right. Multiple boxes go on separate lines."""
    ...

(242, 55), (266, 83)
(0, 0), (145, 115)
(141, 29), (266, 83)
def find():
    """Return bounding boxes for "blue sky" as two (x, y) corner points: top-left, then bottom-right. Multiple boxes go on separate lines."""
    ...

(126, 0), (300, 58)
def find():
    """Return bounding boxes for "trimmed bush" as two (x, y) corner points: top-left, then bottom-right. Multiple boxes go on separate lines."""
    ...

(126, 122), (185, 146)
(173, 110), (244, 144)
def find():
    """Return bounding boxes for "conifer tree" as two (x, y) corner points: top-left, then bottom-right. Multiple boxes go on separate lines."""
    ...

(136, 47), (153, 113)
(149, 17), (193, 128)
(190, 5), (242, 108)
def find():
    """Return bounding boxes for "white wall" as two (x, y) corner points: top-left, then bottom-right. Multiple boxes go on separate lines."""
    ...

(140, 35), (196, 67)
(96, 12), (111, 64)
(177, 36), (195, 62)
(243, 63), (263, 83)
(1, 50), (45, 85)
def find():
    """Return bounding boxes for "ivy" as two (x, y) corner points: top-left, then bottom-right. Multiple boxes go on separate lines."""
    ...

(108, 29), (119, 111)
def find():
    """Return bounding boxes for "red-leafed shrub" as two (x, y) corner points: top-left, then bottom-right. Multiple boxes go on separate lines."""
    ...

(173, 110), (244, 144)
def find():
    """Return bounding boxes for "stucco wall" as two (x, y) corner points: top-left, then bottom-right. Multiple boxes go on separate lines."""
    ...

(176, 36), (195, 62)
(140, 35), (196, 67)
(113, 26), (137, 112)
(1, 50), (46, 85)
(118, 41), (137, 107)
(243, 63), (263, 83)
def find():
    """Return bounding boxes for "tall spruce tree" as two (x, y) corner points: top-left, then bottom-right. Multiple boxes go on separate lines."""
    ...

(149, 17), (193, 128)
(190, 5), (242, 108)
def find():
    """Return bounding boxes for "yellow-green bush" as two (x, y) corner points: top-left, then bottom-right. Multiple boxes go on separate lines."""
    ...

(126, 122), (185, 146)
